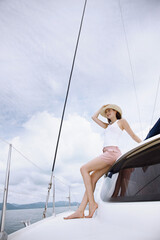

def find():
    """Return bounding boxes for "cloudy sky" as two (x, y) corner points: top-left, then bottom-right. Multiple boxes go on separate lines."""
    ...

(0, 0), (160, 206)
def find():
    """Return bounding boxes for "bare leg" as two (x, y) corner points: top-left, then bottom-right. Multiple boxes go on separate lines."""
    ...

(64, 166), (110, 219)
(80, 156), (112, 218)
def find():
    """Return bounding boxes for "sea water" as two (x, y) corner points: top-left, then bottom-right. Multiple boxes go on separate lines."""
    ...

(0, 206), (78, 235)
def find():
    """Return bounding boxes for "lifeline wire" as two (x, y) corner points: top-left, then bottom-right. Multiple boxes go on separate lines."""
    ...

(0, 137), (68, 186)
(0, 137), (43, 171)
(12, 146), (44, 172)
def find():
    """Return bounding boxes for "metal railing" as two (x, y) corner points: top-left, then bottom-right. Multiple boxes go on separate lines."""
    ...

(0, 139), (72, 238)
(0, 144), (12, 240)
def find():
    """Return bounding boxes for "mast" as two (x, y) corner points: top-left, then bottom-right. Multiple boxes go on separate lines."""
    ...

(43, 0), (88, 218)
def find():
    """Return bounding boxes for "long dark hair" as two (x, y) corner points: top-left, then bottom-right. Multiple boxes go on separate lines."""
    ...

(107, 111), (121, 124)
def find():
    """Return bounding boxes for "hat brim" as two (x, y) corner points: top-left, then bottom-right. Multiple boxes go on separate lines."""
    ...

(100, 104), (122, 118)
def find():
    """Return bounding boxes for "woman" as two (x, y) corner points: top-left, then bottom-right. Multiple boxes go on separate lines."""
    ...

(64, 104), (142, 219)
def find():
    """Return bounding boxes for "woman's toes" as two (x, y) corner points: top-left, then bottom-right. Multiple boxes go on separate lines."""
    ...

(64, 210), (84, 220)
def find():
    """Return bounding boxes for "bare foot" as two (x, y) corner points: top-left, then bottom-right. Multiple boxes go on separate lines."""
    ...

(85, 202), (98, 218)
(64, 209), (84, 220)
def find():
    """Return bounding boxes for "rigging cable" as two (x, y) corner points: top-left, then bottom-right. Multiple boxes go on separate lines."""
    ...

(0, 137), (44, 172)
(43, 0), (88, 218)
(52, 0), (87, 173)
(118, 0), (143, 138)
(0, 137), (69, 187)
(150, 76), (160, 129)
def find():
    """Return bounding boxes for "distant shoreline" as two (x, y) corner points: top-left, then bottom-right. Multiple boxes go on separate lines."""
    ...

(0, 201), (79, 210)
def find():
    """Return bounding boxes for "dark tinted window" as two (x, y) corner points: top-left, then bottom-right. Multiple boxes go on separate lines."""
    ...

(101, 142), (160, 202)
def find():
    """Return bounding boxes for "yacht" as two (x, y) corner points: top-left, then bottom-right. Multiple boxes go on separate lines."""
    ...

(0, 0), (160, 239)
(5, 134), (160, 240)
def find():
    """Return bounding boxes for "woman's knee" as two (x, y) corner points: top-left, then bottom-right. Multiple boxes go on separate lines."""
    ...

(80, 165), (87, 175)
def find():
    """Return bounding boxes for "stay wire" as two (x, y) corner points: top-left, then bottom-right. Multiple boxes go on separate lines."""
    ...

(118, 0), (143, 138)
(51, 0), (88, 173)
(150, 76), (160, 129)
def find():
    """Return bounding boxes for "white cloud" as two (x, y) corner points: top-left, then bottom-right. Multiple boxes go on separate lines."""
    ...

(0, 111), (104, 204)
(0, 0), (159, 206)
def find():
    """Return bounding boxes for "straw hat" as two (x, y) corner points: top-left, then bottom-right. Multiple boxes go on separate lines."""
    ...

(100, 104), (122, 118)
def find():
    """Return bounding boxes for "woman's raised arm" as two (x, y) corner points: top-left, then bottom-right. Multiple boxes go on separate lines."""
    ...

(92, 105), (108, 129)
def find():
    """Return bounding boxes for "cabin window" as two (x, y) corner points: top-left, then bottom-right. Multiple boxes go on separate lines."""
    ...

(101, 143), (160, 202)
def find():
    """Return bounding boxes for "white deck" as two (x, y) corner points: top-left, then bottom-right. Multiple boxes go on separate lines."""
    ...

(8, 199), (160, 240)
